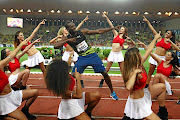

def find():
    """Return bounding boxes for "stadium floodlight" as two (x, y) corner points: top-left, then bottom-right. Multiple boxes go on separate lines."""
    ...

(165, 12), (169, 15)
(51, 10), (55, 13)
(27, 9), (31, 13)
(20, 9), (23, 13)
(38, 9), (42, 13)
(132, 12), (136, 15)
(96, 11), (100, 14)
(157, 12), (161, 15)
(115, 11), (119, 14)
(68, 10), (72, 13)
(86, 11), (90, 14)
(174, 12), (178, 15)
(78, 10), (83, 14)
(144, 12), (148, 15)
(10, 9), (13, 12)
(57, 10), (60, 13)
(125, 12), (128, 15)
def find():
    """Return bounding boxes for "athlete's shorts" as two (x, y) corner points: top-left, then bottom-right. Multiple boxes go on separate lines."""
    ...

(72, 53), (105, 74)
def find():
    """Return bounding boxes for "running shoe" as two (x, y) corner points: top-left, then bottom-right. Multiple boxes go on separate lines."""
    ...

(177, 100), (180, 105)
(110, 91), (118, 100)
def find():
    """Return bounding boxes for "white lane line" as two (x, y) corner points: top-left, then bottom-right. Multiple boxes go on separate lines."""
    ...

(93, 116), (123, 119)
(29, 72), (123, 76)
(32, 114), (180, 120)
(37, 96), (179, 102)
(28, 85), (180, 90)
(29, 72), (180, 78)
(28, 78), (44, 80)
(93, 116), (180, 120)
(27, 85), (45, 87)
(28, 78), (123, 81)
(33, 114), (180, 120)
(28, 85), (126, 89)
(28, 78), (123, 82)
(28, 78), (180, 83)
(35, 114), (57, 117)
(101, 98), (180, 102)
(38, 96), (61, 98)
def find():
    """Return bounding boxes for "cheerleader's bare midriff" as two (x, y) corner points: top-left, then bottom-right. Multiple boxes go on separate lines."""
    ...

(112, 43), (122, 52)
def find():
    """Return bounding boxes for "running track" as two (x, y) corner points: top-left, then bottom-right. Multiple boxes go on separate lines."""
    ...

(16, 73), (180, 120)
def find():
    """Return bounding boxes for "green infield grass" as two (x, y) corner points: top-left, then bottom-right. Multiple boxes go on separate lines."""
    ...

(0, 47), (155, 74)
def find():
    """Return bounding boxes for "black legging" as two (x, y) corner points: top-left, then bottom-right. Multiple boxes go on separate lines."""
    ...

(0, 115), (8, 120)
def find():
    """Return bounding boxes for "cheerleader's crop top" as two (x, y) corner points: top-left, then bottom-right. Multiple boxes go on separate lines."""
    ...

(8, 57), (20, 73)
(21, 41), (31, 51)
(64, 43), (68, 47)
(133, 69), (147, 91)
(0, 70), (9, 93)
(112, 35), (124, 46)
(157, 61), (172, 77)
(156, 38), (171, 51)
(69, 74), (75, 91)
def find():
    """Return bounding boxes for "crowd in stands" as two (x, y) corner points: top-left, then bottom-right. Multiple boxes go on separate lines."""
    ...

(0, 20), (179, 46)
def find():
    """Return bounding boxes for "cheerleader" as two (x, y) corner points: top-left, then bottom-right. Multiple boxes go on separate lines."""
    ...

(99, 13), (135, 87)
(122, 32), (168, 120)
(1, 39), (40, 90)
(138, 40), (180, 96)
(49, 26), (79, 65)
(0, 39), (38, 120)
(45, 59), (101, 120)
(143, 16), (180, 86)
(14, 20), (46, 77)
